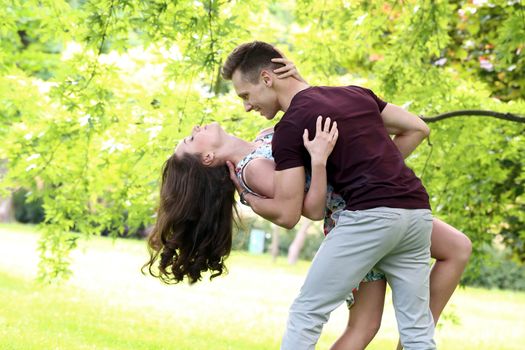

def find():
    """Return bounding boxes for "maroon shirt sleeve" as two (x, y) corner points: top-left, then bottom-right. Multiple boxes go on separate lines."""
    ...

(359, 87), (388, 112)
(272, 119), (306, 171)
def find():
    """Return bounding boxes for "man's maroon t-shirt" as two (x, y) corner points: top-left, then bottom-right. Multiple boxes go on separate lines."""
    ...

(272, 85), (430, 211)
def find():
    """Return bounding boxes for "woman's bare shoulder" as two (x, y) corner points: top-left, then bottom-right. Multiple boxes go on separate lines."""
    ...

(243, 158), (275, 198)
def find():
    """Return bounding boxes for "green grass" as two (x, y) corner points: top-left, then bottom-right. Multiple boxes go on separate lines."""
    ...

(0, 224), (524, 349)
(0, 272), (276, 350)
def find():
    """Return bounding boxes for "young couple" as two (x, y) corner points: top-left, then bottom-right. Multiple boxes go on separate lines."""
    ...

(144, 41), (471, 350)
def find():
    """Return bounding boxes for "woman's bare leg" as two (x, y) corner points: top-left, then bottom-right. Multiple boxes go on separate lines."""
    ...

(428, 218), (472, 322)
(395, 218), (472, 349)
(330, 280), (387, 350)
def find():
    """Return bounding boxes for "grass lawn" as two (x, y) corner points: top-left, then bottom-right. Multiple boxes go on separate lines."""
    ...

(0, 223), (524, 349)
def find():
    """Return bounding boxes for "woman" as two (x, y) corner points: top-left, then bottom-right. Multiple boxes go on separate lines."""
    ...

(144, 59), (472, 350)
(143, 115), (339, 285)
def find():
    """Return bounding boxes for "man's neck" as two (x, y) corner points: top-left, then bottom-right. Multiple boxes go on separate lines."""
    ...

(277, 80), (311, 112)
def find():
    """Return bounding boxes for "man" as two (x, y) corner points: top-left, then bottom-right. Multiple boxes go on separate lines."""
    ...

(221, 41), (436, 350)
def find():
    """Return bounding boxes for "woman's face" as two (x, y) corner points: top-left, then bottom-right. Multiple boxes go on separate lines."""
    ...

(175, 122), (226, 156)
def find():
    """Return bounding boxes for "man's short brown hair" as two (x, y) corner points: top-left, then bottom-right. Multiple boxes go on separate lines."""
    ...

(221, 41), (283, 83)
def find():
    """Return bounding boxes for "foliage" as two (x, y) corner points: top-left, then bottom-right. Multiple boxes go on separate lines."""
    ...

(463, 244), (525, 291)
(0, 0), (523, 281)
(12, 188), (45, 224)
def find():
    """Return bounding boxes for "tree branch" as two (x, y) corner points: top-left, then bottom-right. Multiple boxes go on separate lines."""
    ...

(421, 110), (525, 123)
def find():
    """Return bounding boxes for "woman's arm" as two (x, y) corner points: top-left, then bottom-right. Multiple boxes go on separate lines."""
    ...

(271, 56), (336, 220)
(301, 116), (338, 220)
(271, 46), (308, 83)
(240, 117), (337, 221)
(228, 117), (337, 222)
(272, 51), (337, 220)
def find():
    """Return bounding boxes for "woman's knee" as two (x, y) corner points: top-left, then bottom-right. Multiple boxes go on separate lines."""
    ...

(456, 233), (472, 264)
(431, 220), (473, 264)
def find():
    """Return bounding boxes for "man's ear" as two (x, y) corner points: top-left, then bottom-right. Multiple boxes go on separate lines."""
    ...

(261, 70), (273, 87)
(202, 152), (215, 166)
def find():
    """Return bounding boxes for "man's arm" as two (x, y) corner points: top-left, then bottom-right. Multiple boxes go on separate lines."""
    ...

(227, 162), (305, 229)
(245, 167), (305, 229)
(380, 103), (430, 158)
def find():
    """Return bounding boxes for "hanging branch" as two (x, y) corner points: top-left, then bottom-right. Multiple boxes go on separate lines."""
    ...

(421, 110), (525, 123)
(64, 0), (115, 96)
(82, 0), (116, 90)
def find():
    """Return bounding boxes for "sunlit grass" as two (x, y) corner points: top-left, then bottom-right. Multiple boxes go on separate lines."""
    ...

(0, 224), (524, 349)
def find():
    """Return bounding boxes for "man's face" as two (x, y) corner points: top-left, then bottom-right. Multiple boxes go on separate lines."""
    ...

(232, 69), (280, 120)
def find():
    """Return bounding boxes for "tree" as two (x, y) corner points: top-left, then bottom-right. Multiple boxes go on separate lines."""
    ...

(0, 0), (523, 282)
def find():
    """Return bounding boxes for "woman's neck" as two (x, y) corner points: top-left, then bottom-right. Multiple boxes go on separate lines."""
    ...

(221, 135), (259, 165)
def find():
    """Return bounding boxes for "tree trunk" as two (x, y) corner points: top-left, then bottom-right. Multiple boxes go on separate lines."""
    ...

(0, 160), (13, 222)
(0, 196), (14, 222)
(288, 219), (311, 265)
(270, 224), (280, 262)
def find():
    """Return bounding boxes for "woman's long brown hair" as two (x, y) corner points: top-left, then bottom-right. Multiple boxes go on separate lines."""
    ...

(143, 152), (238, 284)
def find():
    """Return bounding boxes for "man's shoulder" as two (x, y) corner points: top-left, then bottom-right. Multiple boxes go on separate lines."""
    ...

(284, 87), (325, 120)
(293, 85), (371, 101)
(306, 84), (366, 92)
(321, 84), (372, 95)
(274, 117), (301, 134)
